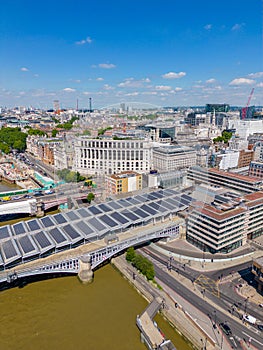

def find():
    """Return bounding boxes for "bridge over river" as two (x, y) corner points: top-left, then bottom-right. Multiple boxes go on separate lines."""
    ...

(0, 188), (193, 283)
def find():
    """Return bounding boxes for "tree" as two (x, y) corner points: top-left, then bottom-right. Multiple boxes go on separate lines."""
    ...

(126, 247), (136, 262)
(87, 192), (95, 204)
(52, 129), (59, 137)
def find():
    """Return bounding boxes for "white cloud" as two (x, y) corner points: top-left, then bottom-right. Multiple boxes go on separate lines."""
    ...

(206, 78), (216, 84)
(162, 71), (186, 79)
(170, 87), (182, 93)
(21, 67), (29, 72)
(96, 77), (104, 81)
(118, 77), (150, 88)
(63, 87), (76, 92)
(231, 23), (244, 31)
(248, 72), (263, 78)
(98, 63), (116, 69)
(229, 78), (255, 86)
(257, 82), (263, 88)
(103, 84), (115, 90)
(155, 85), (172, 91)
(75, 36), (93, 45)
(83, 91), (90, 95)
(204, 24), (212, 30)
(125, 92), (139, 96)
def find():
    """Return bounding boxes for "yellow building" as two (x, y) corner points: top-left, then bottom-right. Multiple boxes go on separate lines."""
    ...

(106, 171), (142, 196)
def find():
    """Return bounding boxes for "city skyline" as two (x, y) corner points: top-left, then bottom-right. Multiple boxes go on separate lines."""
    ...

(0, 0), (262, 109)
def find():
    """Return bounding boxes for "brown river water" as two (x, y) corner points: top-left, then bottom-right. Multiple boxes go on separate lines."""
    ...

(0, 265), (193, 350)
(0, 181), (192, 350)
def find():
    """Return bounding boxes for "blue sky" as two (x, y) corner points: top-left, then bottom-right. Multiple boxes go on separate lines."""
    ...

(0, 0), (262, 109)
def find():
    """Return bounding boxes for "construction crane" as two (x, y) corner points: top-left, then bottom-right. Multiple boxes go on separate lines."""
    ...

(242, 88), (254, 120)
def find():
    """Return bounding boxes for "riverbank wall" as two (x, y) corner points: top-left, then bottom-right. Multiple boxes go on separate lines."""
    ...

(111, 256), (215, 350)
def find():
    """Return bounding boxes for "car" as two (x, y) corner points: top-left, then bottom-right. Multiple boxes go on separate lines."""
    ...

(23, 194), (32, 199)
(219, 323), (232, 335)
(34, 192), (43, 197)
(258, 324), (263, 331)
(259, 304), (263, 308)
(12, 195), (23, 200)
(243, 314), (256, 325)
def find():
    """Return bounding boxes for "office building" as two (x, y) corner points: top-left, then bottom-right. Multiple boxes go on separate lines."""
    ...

(105, 171), (142, 196)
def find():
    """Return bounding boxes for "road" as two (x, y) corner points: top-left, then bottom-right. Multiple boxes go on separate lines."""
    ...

(140, 247), (263, 349)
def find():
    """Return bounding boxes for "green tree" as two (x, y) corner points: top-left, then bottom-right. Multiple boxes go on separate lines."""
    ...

(87, 192), (95, 204)
(126, 247), (136, 262)
(52, 129), (59, 137)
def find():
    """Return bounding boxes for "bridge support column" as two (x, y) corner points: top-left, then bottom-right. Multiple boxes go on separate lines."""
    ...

(36, 201), (44, 217)
(78, 255), (93, 284)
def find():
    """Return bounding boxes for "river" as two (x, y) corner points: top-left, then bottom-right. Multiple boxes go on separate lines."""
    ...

(0, 265), (193, 350)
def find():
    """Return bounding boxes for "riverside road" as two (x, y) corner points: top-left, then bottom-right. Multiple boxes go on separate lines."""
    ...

(140, 246), (263, 349)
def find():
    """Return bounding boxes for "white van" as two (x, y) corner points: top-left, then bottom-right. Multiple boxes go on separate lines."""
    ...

(243, 314), (256, 325)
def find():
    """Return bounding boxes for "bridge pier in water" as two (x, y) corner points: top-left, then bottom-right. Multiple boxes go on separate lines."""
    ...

(78, 255), (94, 284)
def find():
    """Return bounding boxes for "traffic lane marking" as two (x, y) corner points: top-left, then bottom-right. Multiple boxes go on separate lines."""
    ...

(242, 331), (263, 346)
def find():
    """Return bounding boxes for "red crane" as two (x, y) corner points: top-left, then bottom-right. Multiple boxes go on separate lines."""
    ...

(242, 88), (254, 119)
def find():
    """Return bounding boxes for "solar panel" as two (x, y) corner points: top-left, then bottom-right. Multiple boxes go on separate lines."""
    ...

(49, 228), (68, 244)
(120, 210), (140, 222)
(88, 217), (108, 232)
(33, 231), (54, 249)
(26, 220), (41, 231)
(133, 207), (150, 219)
(17, 236), (37, 254)
(99, 214), (119, 228)
(62, 224), (81, 240)
(133, 195), (146, 203)
(2, 240), (20, 260)
(75, 221), (94, 236)
(0, 226), (11, 240)
(76, 208), (91, 218)
(12, 222), (26, 236)
(147, 201), (168, 213)
(41, 216), (55, 228)
(156, 200), (174, 210)
(124, 197), (141, 205)
(106, 201), (122, 210)
(149, 191), (164, 199)
(116, 199), (131, 208)
(88, 206), (103, 215)
(110, 212), (129, 225)
(64, 211), (80, 221)
(140, 204), (157, 216)
(181, 194), (193, 201)
(53, 214), (67, 225)
(97, 203), (112, 213)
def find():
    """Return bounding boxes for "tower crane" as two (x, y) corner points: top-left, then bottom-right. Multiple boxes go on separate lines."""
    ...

(242, 88), (254, 120)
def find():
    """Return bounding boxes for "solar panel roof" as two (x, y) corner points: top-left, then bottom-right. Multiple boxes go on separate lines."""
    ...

(110, 212), (129, 225)
(12, 222), (26, 236)
(156, 200), (174, 211)
(0, 226), (11, 240)
(88, 206), (103, 215)
(48, 228), (69, 244)
(53, 213), (67, 225)
(99, 214), (119, 228)
(26, 219), (41, 232)
(17, 235), (38, 255)
(40, 216), (56, 228)
(62, 224), (82, 240)
(116, 199), (132, 208)
(75, 221), (95, 236)
(133, 195), (147, 203)
(147, 201), (168, 213)
(63, 211), (80, 221)
(88, 217), (108, 232)
(147, 191), (164, 199)
(140, 204), (157, 216)
(106, 201), (123, 210)
(33, 231), (54, 250)
(133, 207), (150, 219)
(120, 210), (140, 222)
(76, 208), (91, 218)
(97, 203), (112, 213)
(1, 239), (21, 260)
(124, 197), (141, 205)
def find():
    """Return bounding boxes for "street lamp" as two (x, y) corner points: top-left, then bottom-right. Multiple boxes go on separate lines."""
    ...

(213, 310), (217, 329)
(244, 297), (249, 314)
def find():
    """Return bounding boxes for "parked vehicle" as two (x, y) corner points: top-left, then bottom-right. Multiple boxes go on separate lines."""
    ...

(258, 324), (263, 331)
(44, 190), (54, 195)
(243, 314), (256, 325)
(2, 196), (11, 201)
(219, 323), (232, 335)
